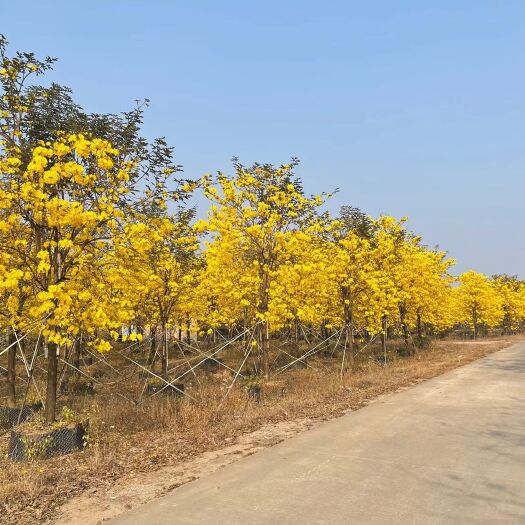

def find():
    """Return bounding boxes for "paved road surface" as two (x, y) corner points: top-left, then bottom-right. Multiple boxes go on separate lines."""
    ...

(111, 342), (525, 524)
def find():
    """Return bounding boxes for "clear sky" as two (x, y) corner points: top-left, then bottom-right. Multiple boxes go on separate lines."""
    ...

(2, 1), (524, 276)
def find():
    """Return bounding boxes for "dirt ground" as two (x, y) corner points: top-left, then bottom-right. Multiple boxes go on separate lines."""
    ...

(0, 336), (522, 525)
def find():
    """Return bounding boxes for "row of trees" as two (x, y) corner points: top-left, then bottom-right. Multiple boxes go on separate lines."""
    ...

(1, 37), (524, 423)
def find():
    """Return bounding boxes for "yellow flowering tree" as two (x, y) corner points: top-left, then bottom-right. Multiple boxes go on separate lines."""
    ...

(456, 271), (504, 338)
(0, 134), (137, 421)
(385, 235), (456, 344)
(0, 35), (194, 420)
(114, 209), (199, 377)
(195, 159), (329, 377)
(268, 229), (334, 336)
(327, 221), (382, 361)
(492, 275), (525, 334)
(402, 248), (456, 338)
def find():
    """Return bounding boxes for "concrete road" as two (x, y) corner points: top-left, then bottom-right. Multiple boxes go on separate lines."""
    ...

(111, 342), (525, 524)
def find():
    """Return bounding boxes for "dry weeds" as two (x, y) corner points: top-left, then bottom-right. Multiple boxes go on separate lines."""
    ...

(0, 335), (522, 525)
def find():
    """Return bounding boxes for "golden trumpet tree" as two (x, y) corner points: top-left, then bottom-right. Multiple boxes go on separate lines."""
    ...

(385, 236), (456, 342)
(1, 35), (191, 420)
(401, 247), (456, 337)
(114, 210), (200, 377)
(323, 214), (457, 355)
(456, 271), (504, 337)
(195, 159), (329, 377)
(327, 225), (383, 361)
(269, 229), (334, 334)
(0, 239), (38, 406)
(0, 134), (134, 422)
(492, 275), (525, 333)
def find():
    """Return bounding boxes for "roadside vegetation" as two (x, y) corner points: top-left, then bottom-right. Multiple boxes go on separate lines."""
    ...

(1, 36), (524, 524)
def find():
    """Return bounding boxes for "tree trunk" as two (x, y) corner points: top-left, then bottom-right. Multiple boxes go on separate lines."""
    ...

(161, 324), (168, 378)
(147, 327), (157, 367)
(243, 307), (248, 342)
(381, 315), (388, 363)
(399, 305), (410, 347)
(7, 329), (17, 407)
(258, 269), (270, 379)
(341, 287), (354, 368)
(343, 310), (354, 368)
(46, 342), (59, 424)
(416, 312), (422, 339)
(322, 322), (330, 350)
(72, 336), (82, 380)
(472, 308), (478, 339)
(186, 319), (191, 344)
(260, 321), (270, 379)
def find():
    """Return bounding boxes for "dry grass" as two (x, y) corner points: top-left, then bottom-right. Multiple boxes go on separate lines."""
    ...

(0, 335), (522, 524)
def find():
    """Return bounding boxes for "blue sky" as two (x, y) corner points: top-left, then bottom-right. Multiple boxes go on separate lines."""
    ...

(3, 1), (524, 276)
